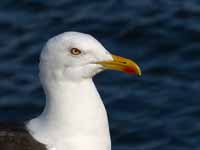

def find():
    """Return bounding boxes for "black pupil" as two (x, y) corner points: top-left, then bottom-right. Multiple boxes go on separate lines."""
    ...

(72, 48), (80, 54)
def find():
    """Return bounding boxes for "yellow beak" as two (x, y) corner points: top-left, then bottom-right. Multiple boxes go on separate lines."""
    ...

(96, 54), (142, 76)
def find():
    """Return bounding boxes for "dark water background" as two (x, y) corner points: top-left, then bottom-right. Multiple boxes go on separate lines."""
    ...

(0, 0), (200, 149)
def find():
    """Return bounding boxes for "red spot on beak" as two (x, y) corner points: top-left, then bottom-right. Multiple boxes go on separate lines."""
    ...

(123, 67), (136, 74)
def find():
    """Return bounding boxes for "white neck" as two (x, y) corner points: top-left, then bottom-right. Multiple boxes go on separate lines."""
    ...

(27, 67), (111, 150)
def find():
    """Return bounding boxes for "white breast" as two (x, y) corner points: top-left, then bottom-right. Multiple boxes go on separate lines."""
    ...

(27, 79), (111, 150)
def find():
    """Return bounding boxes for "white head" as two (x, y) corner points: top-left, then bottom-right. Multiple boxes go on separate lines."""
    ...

(39, 32), (141, 82)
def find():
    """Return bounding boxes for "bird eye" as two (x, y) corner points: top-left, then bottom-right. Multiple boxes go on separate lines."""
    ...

(70, 48), (81, 55)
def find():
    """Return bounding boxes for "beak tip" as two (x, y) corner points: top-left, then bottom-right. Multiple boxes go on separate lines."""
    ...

(138, 71), (142, 76)
(135, 64), (142, 76)
(138, 68), (142, 76)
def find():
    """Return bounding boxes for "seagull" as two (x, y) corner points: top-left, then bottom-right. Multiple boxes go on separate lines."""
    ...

(0, 32), (141, 150)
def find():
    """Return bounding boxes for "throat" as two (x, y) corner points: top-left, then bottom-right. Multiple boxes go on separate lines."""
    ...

(27, 79), (111, 150)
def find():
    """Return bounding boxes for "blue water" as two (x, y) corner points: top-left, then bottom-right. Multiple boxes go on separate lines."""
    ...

(0, 0), (200, 149)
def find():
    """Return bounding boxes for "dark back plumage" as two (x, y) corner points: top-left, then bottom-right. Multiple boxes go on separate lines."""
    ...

(0, 123), (47, 150)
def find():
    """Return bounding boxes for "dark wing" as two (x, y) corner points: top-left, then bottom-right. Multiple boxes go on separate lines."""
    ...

(0, 123), (47, 150)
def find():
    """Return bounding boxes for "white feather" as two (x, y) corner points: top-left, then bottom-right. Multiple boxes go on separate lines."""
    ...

(27, 32), (113, 150)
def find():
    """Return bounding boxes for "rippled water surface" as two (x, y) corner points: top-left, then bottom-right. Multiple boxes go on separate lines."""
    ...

(0, 0), (200, 150)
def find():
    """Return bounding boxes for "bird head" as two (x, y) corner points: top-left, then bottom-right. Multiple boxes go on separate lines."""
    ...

(40, 32), (141, 81)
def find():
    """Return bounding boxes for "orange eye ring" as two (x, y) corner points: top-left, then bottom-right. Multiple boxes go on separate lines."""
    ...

(70, 48), (81, 55)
